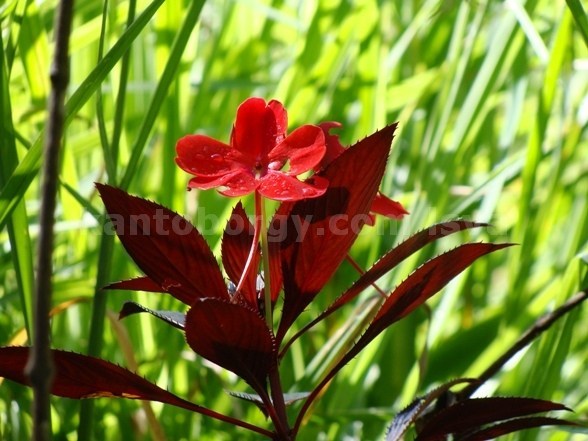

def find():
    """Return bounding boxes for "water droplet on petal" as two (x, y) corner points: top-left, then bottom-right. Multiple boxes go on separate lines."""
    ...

(211, 154), (222, 162)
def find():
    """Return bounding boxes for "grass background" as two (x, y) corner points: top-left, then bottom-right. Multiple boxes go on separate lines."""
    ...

(1, 0), (587, 439)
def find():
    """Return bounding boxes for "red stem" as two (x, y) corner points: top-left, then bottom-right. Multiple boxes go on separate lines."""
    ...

(345, 254), (387, 298)
(269, 367), (290, 440)
(233, 199), (261, 304)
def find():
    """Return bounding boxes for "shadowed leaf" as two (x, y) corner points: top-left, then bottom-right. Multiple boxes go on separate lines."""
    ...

(386, 379), (476, 441)
(105, 276), (163, 293)
(185, 298), (276, 396)
(275, 123), (398, 341)
(415, 397), (572, 440)
(97, 184), (227, 305)
(334, 221), (488, 311)
(119, 301), (185, 330)
(457, 416), (579, 441)
(283, 221), (489, 352)
(295, 242), (511, 430)
(365, 243), (513, 340)
(0, 346), (218, 412)
(0, 346), (272, 437)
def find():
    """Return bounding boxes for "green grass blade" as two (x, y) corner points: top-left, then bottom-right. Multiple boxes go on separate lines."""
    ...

(119, 0), (206, 190)
(0, 32), (34, 339)
(0, 0), (166, 232)
(566, 0), (588, 48)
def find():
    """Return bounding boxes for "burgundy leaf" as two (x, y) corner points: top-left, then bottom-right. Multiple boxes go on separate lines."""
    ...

(332, 221), (488, 311)
(293, 242), (510, 432)
(222, 202), (260, 307)
(282, 221), (488, 352)
(386, 379), (476, 441)
(185, 298), (276, 396)
(0, 347), (272, 437)
(275, 123), (398, 341)
(105, 276), (163, 293)
(415, 397), (571, 440)
(119, 301), (185, 330)
(365, 243), (513, 342)
(0, 346), (190, 403)
(97, 184), (227, 305)
(458, 416), (579, 441)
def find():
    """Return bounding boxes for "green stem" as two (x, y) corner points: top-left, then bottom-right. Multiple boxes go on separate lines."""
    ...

(256, 191), (273, 328)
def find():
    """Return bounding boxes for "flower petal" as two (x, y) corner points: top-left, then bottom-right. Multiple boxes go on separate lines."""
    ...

(176, 135), (235, 177)
(232, 97), (283, 160)
(186, 170), (248, 190)
(217, 171), (258, 197)
(317, 121), (346, 170)
(371, 192), (409, 220)
(268, 100), (288, 145)
(258, 172), (328, 201)
(269, 125), (326, 176)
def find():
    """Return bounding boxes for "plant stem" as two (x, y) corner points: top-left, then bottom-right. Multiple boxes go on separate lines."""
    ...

(254, 193), (289, 437)
(234, 207), (261, 298)
(345, 254), (387, 298)
(25, 1), (74, 440)
(257, 192), (273, 327)
(456, 288), (588, 401)
(268, 367), (290, 440)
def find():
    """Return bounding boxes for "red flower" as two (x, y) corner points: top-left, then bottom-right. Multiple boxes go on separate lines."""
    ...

(176, 97), (328, 201)
(319, 122), (409, 224)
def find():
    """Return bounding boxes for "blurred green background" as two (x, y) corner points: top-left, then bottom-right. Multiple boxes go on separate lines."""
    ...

(1, 0), (587, 439)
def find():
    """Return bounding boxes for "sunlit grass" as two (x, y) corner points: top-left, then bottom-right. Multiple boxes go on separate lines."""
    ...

(1, 0), (587, 439)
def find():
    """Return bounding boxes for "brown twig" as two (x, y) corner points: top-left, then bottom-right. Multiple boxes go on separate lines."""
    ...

(456, 288), (588, 401)
(24, 1), (74, 440)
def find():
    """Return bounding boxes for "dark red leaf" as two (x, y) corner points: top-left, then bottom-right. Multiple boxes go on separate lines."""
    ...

(283, 221), (488, 352)
(0, 347), (272, 437)
(365, 243), (513, 342)
(0, 346), (214, 412)
(119, 301), (185, 330)
(185, 298), (276, 395)
(335, 221), (489, 311)
(458, 416), (579, 441)
(293, 242), (510, 431)
(416, 397), (571, 440)
(96, 184), (227, 305)
(275, 123), (398, 341)
(104, 276), (163, 293)
(386, 379), (476, 441)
